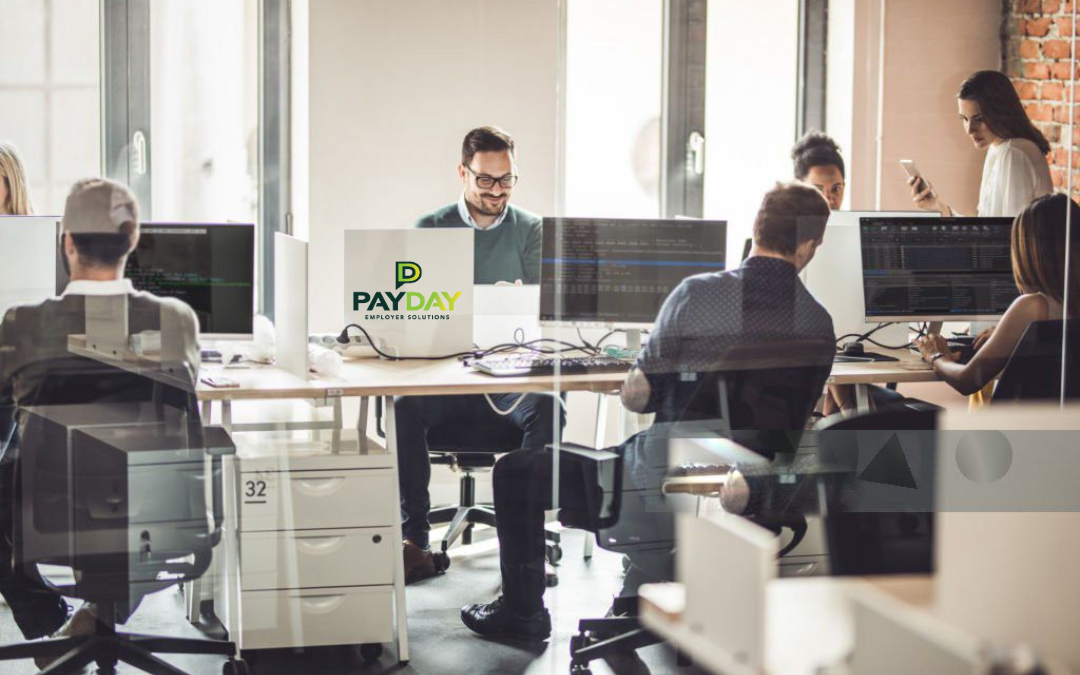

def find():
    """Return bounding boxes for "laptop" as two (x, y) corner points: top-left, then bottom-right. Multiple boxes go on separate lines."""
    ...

(343, 229), (474, 358)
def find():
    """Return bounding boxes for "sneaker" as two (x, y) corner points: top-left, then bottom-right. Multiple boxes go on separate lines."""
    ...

(35, 602), (97, 669)
(461, 596), (552, 641)
(402, 540), (438, 584)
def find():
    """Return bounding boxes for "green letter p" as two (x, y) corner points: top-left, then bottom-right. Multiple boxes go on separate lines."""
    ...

(395, 261), (422, 290)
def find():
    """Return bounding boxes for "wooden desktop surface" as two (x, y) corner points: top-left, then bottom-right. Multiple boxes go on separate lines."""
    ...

(194, 347), (935, 401)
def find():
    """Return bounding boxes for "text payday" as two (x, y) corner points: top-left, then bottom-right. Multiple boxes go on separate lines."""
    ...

(352, 291), (463, 312)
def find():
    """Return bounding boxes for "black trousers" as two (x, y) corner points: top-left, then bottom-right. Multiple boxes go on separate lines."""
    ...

(393, 393), (564, 549)
(492, 437), (674, 616)
(0, 454), (69, 639)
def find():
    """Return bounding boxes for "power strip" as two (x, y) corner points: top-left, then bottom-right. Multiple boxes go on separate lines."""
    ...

(308, 333), (392, 358)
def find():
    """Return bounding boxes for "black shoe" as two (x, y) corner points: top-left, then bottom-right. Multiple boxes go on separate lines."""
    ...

(461, 596), (552, 640)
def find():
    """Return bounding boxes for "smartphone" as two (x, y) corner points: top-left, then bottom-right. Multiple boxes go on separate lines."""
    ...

(899, 159), (929, 192)
(201, 375), (239, 388)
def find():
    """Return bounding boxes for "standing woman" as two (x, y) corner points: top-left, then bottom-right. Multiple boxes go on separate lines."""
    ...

(0, 141), (34, 215)
(910, 70), (1052, 217)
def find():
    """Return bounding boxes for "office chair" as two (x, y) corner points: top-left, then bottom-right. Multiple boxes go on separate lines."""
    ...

(0, 355), (246, 675)
(814, 407), (937, 576)
(993, 319), (1080, 403)
(427, 422), (522, 558)
(376, 398), (564, 572)
(568, 350), (834, 674)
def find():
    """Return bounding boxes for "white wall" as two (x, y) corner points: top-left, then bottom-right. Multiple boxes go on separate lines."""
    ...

(298, 0), (560, 332)
(830, 0), (1001, 213)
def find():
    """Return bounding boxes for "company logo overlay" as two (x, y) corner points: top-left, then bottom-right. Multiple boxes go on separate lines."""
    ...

(352, 261), (462, 321)
(395, 261), (422, 290)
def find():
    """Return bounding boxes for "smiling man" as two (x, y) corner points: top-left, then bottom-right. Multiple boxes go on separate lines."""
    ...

(414, 126), (542, 284)
(394, 127), (561, 583)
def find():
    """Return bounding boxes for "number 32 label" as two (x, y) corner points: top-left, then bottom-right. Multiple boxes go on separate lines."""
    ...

(243, 475), (271, 504)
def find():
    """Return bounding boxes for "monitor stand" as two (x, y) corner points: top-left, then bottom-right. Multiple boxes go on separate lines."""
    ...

(625, 329), (643, 351)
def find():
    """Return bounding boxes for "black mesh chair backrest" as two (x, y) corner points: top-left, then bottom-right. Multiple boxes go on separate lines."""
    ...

(13, 352), (216, 605)
(653, 341), (834, 459)
(993, 320), (1080, 403)
(815, 408), (938, 576)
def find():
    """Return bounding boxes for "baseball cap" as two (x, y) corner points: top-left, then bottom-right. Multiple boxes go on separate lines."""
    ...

(62, 178), (140, 235)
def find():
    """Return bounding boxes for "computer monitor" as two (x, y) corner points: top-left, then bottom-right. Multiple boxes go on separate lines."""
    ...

(539, 217), (727, 327)
(0, 216), (60, 316)
(126, 223), (255, 336)
(803, 211), (939, 342)
(860, 216), (1018, 323)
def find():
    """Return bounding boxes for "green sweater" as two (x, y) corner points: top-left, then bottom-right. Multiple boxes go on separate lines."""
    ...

(414, 203), (542, 284)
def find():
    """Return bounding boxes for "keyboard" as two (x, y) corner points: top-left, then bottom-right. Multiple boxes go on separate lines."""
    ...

(472, 354), (633, 377)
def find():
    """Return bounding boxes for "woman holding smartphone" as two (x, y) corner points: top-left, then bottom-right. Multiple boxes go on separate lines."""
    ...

(910, 70), (1052, 217)
(916, 193), (1077, 394)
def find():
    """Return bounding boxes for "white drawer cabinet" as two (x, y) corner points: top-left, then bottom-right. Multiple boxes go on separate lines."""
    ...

(241, 528), (394, 590)
(239, 470), (396, 532)
(240, 586), (395, 650)
(213, 430), (407, 662)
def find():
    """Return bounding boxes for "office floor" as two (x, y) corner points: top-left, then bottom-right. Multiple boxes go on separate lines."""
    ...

(0, 528), (702, 675)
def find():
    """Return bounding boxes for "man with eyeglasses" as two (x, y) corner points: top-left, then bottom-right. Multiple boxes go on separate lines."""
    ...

(415, 125), (541, 284)
(394, 127), (561, 583)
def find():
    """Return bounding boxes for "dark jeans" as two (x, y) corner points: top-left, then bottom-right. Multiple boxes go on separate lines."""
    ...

(393, 393), (564, 549)
(0, 454), (69, 639)
(492, 436), (674, 616)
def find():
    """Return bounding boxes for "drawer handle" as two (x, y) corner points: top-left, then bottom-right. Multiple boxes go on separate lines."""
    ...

(291, 477), (345, 496)
(300, 595), (345, 614)
(296, 536), (345, 556)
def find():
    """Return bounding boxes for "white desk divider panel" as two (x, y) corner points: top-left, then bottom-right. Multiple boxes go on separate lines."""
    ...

(848, 586), (985, 675)
(274, 232), (309, 378)
(0, 216), (60, 315)
(677, 512), (777, 672)
(937, 405), (1080, 673)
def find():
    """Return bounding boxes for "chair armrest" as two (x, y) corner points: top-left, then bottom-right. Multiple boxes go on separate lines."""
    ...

(201, 425), (235, 456)
(661, 474), (729, 496)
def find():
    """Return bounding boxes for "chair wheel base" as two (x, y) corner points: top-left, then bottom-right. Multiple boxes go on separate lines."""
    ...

(431, 551), (451, 572)
(223, 657), (249, 675)
(359, 643), (383, 661)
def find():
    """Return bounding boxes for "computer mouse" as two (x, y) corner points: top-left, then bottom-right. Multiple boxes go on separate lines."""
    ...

(841, 341), (865, 356)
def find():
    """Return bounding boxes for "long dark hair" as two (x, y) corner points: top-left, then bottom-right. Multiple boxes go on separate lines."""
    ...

(958, 70), (1051, 155)
(1012, 193), (1080, 318)
(791, 131), (845, 180)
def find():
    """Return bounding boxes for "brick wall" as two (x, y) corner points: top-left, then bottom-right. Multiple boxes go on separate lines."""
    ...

(1006, 0), (1078, 193)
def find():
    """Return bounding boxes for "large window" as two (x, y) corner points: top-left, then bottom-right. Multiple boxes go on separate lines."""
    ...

(564, 0), (663, 218)
(0, 0), (100, 215)
(148, 0), (259, 224)
(702, 1), (801, 254)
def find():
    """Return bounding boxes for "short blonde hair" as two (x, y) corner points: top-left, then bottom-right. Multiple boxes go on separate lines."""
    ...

(0, 141), (33, 215)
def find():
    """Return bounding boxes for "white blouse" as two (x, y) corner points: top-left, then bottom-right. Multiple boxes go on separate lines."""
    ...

(977, 138), (1053, 218)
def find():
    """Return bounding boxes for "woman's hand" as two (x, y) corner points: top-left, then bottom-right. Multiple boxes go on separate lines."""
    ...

(972, 326), (995, 351)
(916, 334), (956, 364)
(908, 175), (950, 214)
